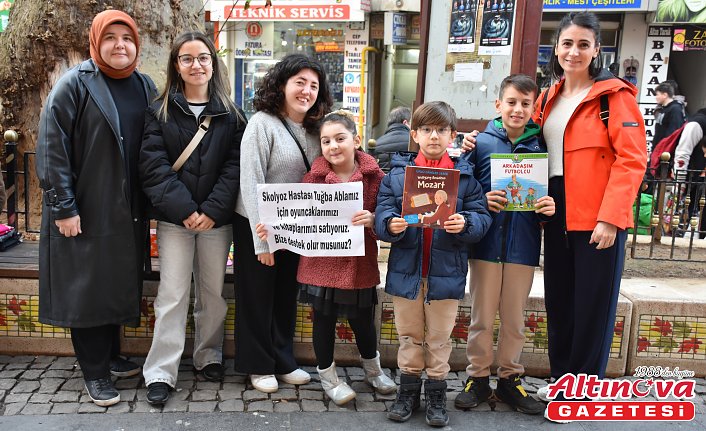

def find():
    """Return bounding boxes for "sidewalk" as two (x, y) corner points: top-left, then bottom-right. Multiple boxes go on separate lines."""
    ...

(0, 355), (704, 430)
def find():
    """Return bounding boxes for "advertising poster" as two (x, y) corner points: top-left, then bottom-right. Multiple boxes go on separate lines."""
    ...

(233, 21), (274, 59)
(490, 153), (548, 211)
(478, 0), (515, 55)
(448, 0), (478, 53)
(401, 167), (460, 228)
(672, 26), (706, 51)
(257, 182), (364, 257)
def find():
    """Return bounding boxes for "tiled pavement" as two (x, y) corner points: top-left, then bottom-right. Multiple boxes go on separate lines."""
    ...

(1, 355), (705, 419)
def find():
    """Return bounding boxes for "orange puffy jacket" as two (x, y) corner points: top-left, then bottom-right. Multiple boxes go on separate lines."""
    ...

(533, 72), (648, 231)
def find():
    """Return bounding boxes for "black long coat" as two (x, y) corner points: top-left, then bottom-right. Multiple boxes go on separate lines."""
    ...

(36, 59), (156, 328)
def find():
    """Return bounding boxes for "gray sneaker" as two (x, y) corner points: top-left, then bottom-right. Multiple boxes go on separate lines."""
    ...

(85, 377), (120, 406)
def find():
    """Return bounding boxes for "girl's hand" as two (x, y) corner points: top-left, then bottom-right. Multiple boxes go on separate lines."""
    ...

(352, 210), (374, 228)
(535, 196), (555, 216)
(183, 211), (199, 229)
(461, 130), (480, 152)
(485, 190), (507, 213)
(444, 213), (466, 234)
(255, 223), (269, 240)
(193, 213), (215, 231)
(388, 217), (408, 235)
(590, 221), (618, 250)
(257, 252), (275, 266)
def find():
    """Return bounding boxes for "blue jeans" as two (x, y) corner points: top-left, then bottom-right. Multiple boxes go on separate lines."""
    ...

(143, 221), (232, 387)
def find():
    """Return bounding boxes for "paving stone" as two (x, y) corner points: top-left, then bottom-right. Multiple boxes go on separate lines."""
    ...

(349, 375), (365, 382)
(278, 382), (296, 389)
(242, 389), (268, 401)
(0, 355), (13, 364)
(175, 380), (193, 390)
(374, 391), (397, 401)
(104, 402), (131, 413)
(355, 400), (386, 412)
(51, 403), (80, 414)
(20, 403), (51, 415)
(189, 401), (217, 412)
(524, 376), (548, 387)
(302, 366), (318, 374)
(49, 357), (78, 370)
(7, 355), (34, 363)
(191, 389), (218, 401)
(301, 399), (326, 412)
(5, 392), (31, 403)
(218, 389), (243, 401)
(219, 399), (245, 412)
(114, 378), (141, 389)
(273, 400), (301, 412)
(223, 375), (247, 384)
(39, 378), (64, 394)
(355, 392), (375, 402)
(298, 382), (323, 390)
(270, 388), (297, 401)
(78, 403), (107, 413)
(695, 384), (706, 395)
(118, 389), (137, 402)
(29, 393), (53, 403)
(79, 394), (92, 403)
(0, 370), (24, 379)
(20, 369), (44, 380)
(299, 389), (324, 400)
(247, 400), (274, 412)
(350, 381), (374, 393)
(11, 380), (40, 393)
(4, 363), (30, 370)
(0, 389), (5, 402)
(345, 367), (365, 376)
(0, 379), (16, 390)
(2, 403), (25, 416)
(32, 356), (57, 365)
(221, 382), (246, 392)
(135, 388), (148, 401)
(61, 378), (85, 392)
(162, 399), (189, 413)
(42, 370), (74, 379)
(196, 381), (221, 390)
(132, 401), (162, 413)
(171, 388), (191, 401)
(51, 391), (80, 403)
(327, 401), (356, 412)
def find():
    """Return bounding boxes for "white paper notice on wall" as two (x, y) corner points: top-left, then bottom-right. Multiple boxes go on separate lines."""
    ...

(453, 63), (483, 82)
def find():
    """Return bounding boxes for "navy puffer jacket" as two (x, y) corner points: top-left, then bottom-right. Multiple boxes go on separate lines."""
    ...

(463, 119), (551, 266)
(375, 153), (491, 301)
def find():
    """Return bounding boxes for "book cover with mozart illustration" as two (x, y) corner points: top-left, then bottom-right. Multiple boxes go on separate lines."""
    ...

(401, 166), (460, 228)
(490, 153), (548, 211)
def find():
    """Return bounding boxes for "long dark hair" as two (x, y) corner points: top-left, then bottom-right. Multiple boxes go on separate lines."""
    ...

(157, 31), (240, 122)
(548, 12), (604, 81)
(254, 54), (333, 134)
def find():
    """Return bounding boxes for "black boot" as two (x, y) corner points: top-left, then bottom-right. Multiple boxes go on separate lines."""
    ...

(424, 379), (448, 427)
(496, 374), (544, 415)
(454, 375), (492, 409)
(387, 374), (421, 422)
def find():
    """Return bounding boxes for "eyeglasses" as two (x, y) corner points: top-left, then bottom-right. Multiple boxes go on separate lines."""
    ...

(177, 53), (213, 67)
(417, 126), (452, 136)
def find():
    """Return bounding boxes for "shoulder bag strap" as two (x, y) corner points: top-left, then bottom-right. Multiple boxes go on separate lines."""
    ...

(279, 117), (311, 172)
(172, 116), (212, 172)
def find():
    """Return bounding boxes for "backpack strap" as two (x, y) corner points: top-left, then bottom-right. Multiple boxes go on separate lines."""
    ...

(538, 90), (549, 125)
(599, 94), (609, 129)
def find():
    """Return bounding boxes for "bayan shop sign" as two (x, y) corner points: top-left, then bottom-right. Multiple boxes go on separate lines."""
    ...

(209, 0), (366, 22)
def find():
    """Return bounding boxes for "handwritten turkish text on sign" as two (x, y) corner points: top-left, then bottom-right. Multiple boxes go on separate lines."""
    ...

(257, 182), (364, 256)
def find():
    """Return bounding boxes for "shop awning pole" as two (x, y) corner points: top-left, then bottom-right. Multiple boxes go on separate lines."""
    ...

(358, 46), (378, 140)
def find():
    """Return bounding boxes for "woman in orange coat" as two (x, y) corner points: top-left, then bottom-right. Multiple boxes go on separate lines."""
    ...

(533, 11), (646, 397)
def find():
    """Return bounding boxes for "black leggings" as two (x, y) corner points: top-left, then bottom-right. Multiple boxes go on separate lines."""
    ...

(312, 307), (377, 369)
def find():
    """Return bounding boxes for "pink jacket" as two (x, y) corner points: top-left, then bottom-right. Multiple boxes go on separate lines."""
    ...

(297, 150), (385, 289)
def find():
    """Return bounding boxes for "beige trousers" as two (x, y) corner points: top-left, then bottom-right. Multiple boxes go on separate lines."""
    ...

(392, 279), (459, 380)
(466, 260), (535, 378)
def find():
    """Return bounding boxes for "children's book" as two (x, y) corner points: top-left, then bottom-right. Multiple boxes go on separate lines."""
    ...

(401, 166), (460, 228)
(490, 153), (548, 211)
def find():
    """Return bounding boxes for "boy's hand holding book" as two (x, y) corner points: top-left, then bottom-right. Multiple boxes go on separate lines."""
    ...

(443, 213), (466, 234)
(388, 217), (409, 235)
(534, 196), (555, 216)
(485, 190), (508, 213)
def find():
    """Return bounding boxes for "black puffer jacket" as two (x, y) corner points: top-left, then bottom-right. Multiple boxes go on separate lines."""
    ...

(139, 91), (245, 227)
(373, 123), (410, 172)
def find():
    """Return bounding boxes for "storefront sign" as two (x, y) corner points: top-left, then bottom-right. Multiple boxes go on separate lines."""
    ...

(209, 0), (366, 22)
(672, 26), (706, 51)
(384, 12), (408, 45)
(233, 22), (274, 59)
(344, 25), (369, 71)
(542, 0), (646, 11)
(639, 26), (672, 148)
(342, 71), (368, 123)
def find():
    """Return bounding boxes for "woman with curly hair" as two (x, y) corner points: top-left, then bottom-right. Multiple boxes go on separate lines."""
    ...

(234, 54), (333, 393)
(656, 0), (706, 22)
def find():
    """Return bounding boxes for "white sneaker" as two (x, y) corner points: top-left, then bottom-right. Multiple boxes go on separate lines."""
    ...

(251, 374), (278, 393)
(276, 368), (311, 385)
(537, 385), (550, 402)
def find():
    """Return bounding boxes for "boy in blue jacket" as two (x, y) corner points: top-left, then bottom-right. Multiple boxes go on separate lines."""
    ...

(376, 101), (491, 427)
(455, 74), (555, 414)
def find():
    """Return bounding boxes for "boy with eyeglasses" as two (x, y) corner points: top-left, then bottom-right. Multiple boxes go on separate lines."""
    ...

(455, 74), (554, 415)
(376, 101), (491, 427)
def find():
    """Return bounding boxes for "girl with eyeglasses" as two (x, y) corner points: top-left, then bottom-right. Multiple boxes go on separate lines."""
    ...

(139, 31), (246, 405)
